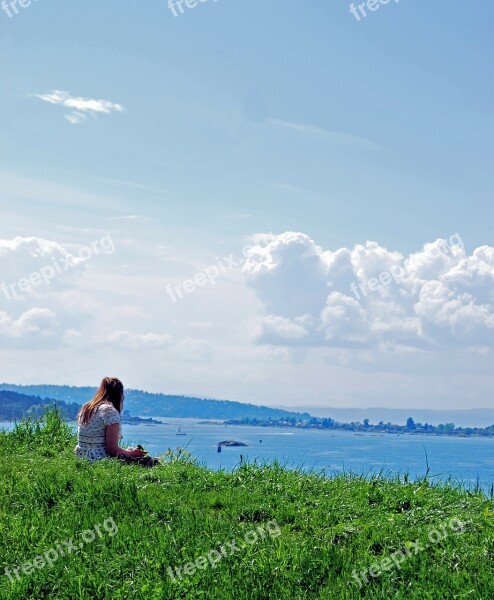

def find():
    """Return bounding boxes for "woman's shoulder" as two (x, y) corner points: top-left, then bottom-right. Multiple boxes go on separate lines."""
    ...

(98, 402), (121, 424)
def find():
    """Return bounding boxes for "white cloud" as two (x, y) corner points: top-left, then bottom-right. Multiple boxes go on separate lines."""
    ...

(108, 330), (173, 351)
(321, 292), (371, 347)
(243, 232), (330, 318)
(243, 232), (494, 350)
(256, 315), (311, 344)
(1, 227), (491, 410)
(0, 237), (86, 300)
(0, 235), (116, 349)
(65, 112), (88, 125)
(107, 331), (211, 362)
(34, 90), (124, 125)
(0, 308), (61, 345)
(11, 308), (58, 337)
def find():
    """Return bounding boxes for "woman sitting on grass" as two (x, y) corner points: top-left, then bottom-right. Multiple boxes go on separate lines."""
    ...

(75, 376), (155, 464)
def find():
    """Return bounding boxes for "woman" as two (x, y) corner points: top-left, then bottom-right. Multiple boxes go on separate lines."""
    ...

(75, 377), (148, 462)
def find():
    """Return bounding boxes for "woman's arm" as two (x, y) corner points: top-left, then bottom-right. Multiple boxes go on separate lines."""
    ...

(105, 423), (146, 458)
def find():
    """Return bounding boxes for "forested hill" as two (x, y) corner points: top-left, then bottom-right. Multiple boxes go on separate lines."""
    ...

(0, 390), (80, 421)
(0, 384), (312, 421)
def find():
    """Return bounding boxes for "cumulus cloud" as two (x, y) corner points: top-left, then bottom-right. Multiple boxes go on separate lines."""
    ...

(0, 236), (117, 348)
(109, 331), (173, 351)
(108, 331), (211, 362)
(243, 232), (494, 350)
(242, 232), (330, 318)
(0, 308), (62, 346)
(0, 237), (86, 301)
(256, 315), (311, 343)
(34, 90), (124, 125)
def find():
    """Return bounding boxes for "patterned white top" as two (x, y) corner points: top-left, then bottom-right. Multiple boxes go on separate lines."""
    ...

(74, 403), (121, 461)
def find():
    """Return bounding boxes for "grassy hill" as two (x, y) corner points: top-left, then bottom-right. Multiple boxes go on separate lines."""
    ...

(0, 384), (312, 421)
(1, 409), (493, 599)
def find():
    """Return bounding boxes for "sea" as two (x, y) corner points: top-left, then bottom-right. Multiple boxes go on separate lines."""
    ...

(2, 418), (493, 493)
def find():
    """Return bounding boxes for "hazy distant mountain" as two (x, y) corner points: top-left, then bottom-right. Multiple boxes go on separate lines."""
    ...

(285, 406), (494, 428)
(2, 384), (491, 430)
(0, 384), (312, 421)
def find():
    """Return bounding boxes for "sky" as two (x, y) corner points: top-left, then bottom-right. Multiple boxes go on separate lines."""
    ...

(0, 0), (493, 410)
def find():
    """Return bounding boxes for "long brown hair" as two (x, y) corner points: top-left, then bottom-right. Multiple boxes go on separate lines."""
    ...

(78, 377), (124, 426)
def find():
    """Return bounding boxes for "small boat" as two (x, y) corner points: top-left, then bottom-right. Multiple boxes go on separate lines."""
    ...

(176, 423), (187, 436)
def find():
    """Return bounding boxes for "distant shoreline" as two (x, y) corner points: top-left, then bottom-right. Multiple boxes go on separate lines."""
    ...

(0, 414), (163, 426)
(224, 418), (494, 439)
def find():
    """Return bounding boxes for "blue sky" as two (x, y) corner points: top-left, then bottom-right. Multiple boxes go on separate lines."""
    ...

(0, 1), (493, 409)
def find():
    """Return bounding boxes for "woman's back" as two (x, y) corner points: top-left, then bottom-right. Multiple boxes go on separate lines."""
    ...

(75, 403), (121, 461)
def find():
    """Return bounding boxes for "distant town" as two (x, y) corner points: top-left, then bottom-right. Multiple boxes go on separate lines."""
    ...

(225, 416), (494, 438)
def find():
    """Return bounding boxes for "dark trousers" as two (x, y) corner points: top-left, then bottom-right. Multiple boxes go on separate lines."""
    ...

(118, 456), (159, 467)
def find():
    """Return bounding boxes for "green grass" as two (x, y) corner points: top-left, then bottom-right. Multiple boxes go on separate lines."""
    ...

(1, 410), (493, 599)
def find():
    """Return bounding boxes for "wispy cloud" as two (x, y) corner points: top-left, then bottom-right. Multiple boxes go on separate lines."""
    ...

(108, 215), (151, 223)
(33, 90), (124, 125)
(268, 118), (377, 151)
(65, 112), (88, 125)
(219, 213), (253, 221)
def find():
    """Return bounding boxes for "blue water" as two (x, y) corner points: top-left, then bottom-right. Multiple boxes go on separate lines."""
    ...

(2, 419), (493, 492)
